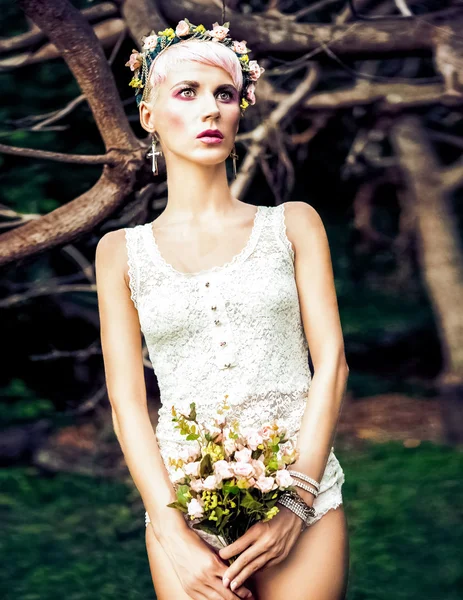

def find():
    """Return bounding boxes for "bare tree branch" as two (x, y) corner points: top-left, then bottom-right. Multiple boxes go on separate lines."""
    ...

(0, 2), (119, 54)
(0, 143), (115, 165)
(17, 0), (137, 152)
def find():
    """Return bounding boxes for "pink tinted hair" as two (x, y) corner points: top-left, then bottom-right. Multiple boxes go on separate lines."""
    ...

(146, 39), (243, 105)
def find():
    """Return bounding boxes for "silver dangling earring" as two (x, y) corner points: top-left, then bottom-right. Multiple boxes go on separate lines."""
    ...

(147, 134), (162, 175)
(229, 145), (238, 180)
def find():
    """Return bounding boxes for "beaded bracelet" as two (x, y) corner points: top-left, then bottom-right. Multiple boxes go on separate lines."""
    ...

(293, 479), (319, 498)
(277, 490), (317, 532)
(288, 469), (321, 491)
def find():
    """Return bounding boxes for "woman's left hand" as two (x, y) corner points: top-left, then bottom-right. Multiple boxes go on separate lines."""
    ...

(218, 507), (303, 592)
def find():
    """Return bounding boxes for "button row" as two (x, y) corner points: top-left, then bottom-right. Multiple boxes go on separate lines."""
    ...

(203, 280), (236, 369)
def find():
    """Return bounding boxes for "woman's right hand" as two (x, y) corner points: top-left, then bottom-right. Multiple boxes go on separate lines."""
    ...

(162, 526), (255, 600)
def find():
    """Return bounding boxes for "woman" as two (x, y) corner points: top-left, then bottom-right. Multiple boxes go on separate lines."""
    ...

(96, 19), (350, 600)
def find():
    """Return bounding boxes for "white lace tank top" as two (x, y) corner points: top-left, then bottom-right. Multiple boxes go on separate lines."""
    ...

(125, 204), (345, 535)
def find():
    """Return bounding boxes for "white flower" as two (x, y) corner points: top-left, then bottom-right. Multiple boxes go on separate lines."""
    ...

(223, 437), (237, 456)
(248, 60), (265, 81)
(213, 459), (235, 480)
(275, 469), (294, 489)
(190, 478), (204, 492)
(234, 447), (252, 463)
(259, 424), (274, 441)
(255, 475), (277, 494)
(187, 498), (204, 519)
(143, 34), (158, 50)
(170, 467), (186, 484)
(184, 461), (201, 477)
(203, 474), (222, 490)
(250, 458), (265, 479)
(232, 462), (256, 479)
(175, 20), (190, 37)
(246, 428), (263, 451)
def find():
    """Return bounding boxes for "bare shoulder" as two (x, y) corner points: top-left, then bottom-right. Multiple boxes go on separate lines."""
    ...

(282, 201), (327, 253)
(95, 228), (130, 288)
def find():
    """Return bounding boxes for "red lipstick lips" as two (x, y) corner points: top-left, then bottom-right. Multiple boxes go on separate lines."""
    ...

(197, 129), (224, 139)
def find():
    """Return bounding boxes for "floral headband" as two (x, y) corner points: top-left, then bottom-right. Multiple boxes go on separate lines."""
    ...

(125, 18), (265, 114)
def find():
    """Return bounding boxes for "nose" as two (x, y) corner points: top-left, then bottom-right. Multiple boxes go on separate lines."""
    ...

(201, 93), (221, 121)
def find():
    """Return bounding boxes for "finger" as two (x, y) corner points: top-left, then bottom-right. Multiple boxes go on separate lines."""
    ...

(235, 584), (255, 599)
(219, 527), (260, 561)
(208, 579), (242, 600)
(222, 543), (264, 587)
(227, 553), (270, 593)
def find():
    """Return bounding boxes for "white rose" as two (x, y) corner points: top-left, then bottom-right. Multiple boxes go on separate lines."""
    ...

(223, 437), (237, 456)
(170, 467), (186, 484)
(255, 475), (277, 494)
(213, 459), (235, 480)
(190, 478), (204, 492)
(143, 34), (158, 50)
(175, 20), (190, 37)
(203, 474), (221, 490)
(250, 459), (265, 479)
(233, 462), (256, 479)
(246, 429), (263, 451)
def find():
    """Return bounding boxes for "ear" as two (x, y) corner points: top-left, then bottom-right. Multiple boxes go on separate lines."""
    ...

(139, 100), (156, 134)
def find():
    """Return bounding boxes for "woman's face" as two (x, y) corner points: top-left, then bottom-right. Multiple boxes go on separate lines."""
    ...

(140, 62), (241, 166)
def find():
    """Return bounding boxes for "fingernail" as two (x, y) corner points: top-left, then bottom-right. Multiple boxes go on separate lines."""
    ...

(231, 581), (237, 591)
(223, 578), (230, 587)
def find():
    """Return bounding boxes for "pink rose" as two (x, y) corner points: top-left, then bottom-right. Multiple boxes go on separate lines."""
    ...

(208, 22), (229, 41)
(184, 461), (201, 477)
(255, 475), (277, 494)
(232, 40), (248, 54)
(233, 462), (256, 479)
(203, 474), (222, 490)
(213, 460), (235, 480)
(187, 498), (204, 519)
(175, 20), (190, 37)
(234, 447), (252, 463)
(275, 469), (294, 489)
(142, 35), (158, 50)
(259, 424), (274, 441)
(125, 51), (142, 71)
(190, 478), (204, 492)
(249, 60), (265, 81)
(246, 83), (256, 106)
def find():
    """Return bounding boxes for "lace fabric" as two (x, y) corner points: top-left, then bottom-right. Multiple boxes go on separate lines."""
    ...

(124, 204), (345, 544)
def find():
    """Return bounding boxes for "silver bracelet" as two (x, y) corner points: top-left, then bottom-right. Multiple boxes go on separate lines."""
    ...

(288, 469), (321, 491)
(277, 490), (316, 532)
(293, 479), (319, 497)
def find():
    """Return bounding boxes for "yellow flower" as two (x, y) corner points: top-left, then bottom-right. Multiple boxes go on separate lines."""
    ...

(158, 28), (175, 39)
(240, 98), (249, 110)
(264, 506), (280, 521)
(129, 77), (144, 89)
(239, 54), (249, 63)
(194, 24), (206, 33)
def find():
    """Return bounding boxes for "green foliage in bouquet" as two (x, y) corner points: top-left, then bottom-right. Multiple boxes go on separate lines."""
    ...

(166, 396), (300, 547)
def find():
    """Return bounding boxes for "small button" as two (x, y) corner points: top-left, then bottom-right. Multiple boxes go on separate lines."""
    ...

(211, 305), (217, 310)
(220, 341), (227, 346)
(224, 363), (232, 368)
(214, 319), (221, 326)
(205, 282), (210, 287)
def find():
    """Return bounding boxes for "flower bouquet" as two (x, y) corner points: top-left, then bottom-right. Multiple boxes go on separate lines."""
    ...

(166, 395), (300, 560)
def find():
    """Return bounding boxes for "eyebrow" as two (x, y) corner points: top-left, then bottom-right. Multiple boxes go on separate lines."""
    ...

(170, 80), (237, 91)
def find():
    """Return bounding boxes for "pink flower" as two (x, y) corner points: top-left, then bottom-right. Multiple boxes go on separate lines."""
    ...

(234, 447), (252, 463)
(184, 461), (201, 477)
(125, 51), (142, 71)
(190, 478), (204, 492)
(203, 474), (222, 490)
(255, 475), (277, 494)
(233, 462), (256, 479)
(187, 498), (204, 519)
(259, 424), (274, 441)
(175, 20), (190, 37)
(246, 428), (263, 451)
(143, 34), (158, 50)
(246, 83), (256, 106)
(249, 60), (265, 81)
(207, 22), (229, 41)
(232, 40), (248, 54)
(213, 460), (235, 480)
(275, 469), (294, 489)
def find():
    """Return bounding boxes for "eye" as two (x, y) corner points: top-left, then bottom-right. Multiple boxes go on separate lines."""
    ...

(178, 87), (195, 98)
(218, 90), (234, 101)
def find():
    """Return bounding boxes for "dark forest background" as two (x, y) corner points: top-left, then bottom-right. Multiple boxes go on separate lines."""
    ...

(0, 1), (462, 598)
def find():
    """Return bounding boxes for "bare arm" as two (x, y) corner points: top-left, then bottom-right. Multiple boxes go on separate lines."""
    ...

(284, 201), (349, 505)
(95, 229), (189, 545)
